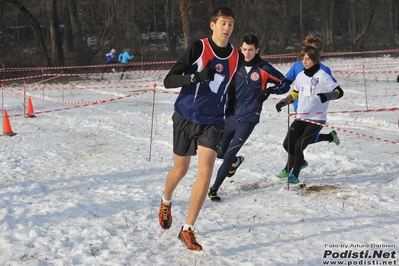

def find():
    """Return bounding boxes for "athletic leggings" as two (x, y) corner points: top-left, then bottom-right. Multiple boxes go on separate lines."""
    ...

(212, 119), (256, 191)
(283, 119), (323, 176)
(120, 64), (132, 79)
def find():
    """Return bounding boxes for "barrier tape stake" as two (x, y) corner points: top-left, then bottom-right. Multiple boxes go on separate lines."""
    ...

(41, 68), (45, 100)
(149, 84), (156, 161)
(286, 99), (291, 191)
(1, 83), (4, 131)
(23, 80), (26, 117)
(362, 64), (369, 110)
(61, 70), (64, 102)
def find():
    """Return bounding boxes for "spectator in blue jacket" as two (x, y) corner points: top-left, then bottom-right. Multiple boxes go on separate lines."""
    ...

(118, 47), (135, 80)
(208, 34), (290, 202)
(102, 48), (117, 74)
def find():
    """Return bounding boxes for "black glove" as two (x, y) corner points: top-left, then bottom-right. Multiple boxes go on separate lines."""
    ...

(194, 67), (217, 82)
(275, 100), (286, 113)
(256, 87), (275, 103)
(317, 93), (328, 103)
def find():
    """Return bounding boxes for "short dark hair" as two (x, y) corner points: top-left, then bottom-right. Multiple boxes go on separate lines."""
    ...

(242, 34), (259, 49)
(299, 45), (320, 62)
(210, 6), (235, 23)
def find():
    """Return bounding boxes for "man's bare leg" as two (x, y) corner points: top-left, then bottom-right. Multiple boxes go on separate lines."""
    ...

(163, 154), (191, 200)
(185, 146), (216, 225)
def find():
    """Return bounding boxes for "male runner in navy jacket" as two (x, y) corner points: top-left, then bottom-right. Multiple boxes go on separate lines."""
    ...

(208, 34), (290, 201)
(158, 6), (244, 251)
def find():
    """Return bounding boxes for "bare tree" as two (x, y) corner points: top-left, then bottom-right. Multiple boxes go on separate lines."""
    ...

(320, 1), (335, 50)
(46, 0), (64, 66)
(387, 0), (399, 47)
(348, 0), (380, 50)
(179, 0), (190, 48)
(299, 0), (304, 41)
(163, 0), (178, 57)
(0, 0), (398, 67)
(3, 0), (51, 66)
(276, 0), (289, 50)
(65, 0), (81, 48)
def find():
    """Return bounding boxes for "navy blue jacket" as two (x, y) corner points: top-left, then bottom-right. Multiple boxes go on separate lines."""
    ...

(230, 54), (290, 123)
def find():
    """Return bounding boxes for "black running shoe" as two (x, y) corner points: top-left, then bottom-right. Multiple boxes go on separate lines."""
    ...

(227, 156), (244, 177)
(208, 187), (221, 202)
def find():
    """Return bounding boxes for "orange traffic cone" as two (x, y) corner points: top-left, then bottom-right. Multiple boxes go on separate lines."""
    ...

(2, 109), (16, 136)
(26, 97), (36, 118)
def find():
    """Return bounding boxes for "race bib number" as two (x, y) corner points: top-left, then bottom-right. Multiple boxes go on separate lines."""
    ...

(303, 85), (311, 96)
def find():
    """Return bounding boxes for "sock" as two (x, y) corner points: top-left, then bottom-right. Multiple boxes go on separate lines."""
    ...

(328, 132), (334, 142)
(232, 157), (240, 167)
(162, 195), (172, 205)
(183, 224), (193, 231)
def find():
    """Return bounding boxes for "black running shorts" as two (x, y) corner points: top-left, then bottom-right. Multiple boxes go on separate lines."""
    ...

(172, 112), (224, 156)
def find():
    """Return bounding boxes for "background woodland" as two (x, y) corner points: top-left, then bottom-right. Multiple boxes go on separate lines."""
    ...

(1, 0), (398, 67)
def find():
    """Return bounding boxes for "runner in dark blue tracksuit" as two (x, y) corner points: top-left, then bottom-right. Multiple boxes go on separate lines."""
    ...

(208, 34), (290, 201)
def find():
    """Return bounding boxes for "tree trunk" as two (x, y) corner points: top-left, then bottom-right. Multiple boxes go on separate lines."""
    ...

(349, 0), (380, 50)
(66, 0), (81, 47)
(46, 0), (64, 66)
(327, 1), (334, 49)
(276, 0), (288, 50)
(62, 0), (74, 53)
(299, 0), (304, 42)
(321, 1), (334, 50)
(179, 0), (190, 48)
(388, 0), (399, 47)
(164, 0), (177, 57)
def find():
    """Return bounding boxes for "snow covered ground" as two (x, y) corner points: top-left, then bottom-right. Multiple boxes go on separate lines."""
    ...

(0, 56), (398, 266)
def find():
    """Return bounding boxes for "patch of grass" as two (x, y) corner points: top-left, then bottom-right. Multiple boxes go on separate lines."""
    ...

(301, 185), (341, 196)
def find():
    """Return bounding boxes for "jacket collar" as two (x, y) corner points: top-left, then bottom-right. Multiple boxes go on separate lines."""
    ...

(243, 54), (262, 67)
(304, 63), (321, 77)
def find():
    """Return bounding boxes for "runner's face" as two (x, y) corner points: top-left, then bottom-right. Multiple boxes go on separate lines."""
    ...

(240, 43), (258, 62)
(210, 16), (234, 45)
(302, 53), (315, 69)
